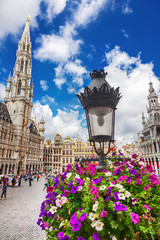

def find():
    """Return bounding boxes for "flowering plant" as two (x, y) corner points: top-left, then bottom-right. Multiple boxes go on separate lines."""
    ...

(38, 153), (160, 240)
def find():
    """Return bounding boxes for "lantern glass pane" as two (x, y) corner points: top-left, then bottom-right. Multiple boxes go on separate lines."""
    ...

(88, 106), (113, 138)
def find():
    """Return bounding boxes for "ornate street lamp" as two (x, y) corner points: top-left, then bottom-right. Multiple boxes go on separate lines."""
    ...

(77, 69), (121, 170)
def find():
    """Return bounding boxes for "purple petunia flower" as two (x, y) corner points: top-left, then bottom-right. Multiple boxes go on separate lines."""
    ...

(71, 186), (78, 194)
(68, 180), (73, 188)
(58, 232), (64, 239)
(79, 213), (87, 222)
(77, 237), (86, 240)
(113, 169), (121, 176)
(60, 185), (64, 191)
(62, 235), (70, 240)
(113, 192), (120, 201)
(119, 152), (124, 156)
(126, 176), (132, 184)
(70, 216), (81, 231)
(53, 176), (59, 187)
(93, 176), (103, 184)
(37, 218), (42, 226)
(114, 201), (128, 212)
(75, 178), (85, 186)
(129, 169), (137, 175)
(93, 233), (100, 240)
(105, 195), (111, 201)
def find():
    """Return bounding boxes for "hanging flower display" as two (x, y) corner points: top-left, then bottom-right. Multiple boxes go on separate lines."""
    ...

(38, 153), (160, 240)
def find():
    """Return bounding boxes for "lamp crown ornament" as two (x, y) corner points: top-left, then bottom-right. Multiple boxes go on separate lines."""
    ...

(89, 69), (107, 79)
(77, 69), (121, 110)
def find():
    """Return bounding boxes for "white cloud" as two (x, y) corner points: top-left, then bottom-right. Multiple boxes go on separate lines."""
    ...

(44, 0), (68, 21)
(122, 0), (133, 15)
(104, 46), (160, 147)
(67, 86), (76, 94)
(65, 60), (87, 76)
(41, 95), (55, 104)
(74, 0), (109, 27)
(32, 101), (88, 141)
(34, 29), (82, 63)
(0, 0), (41, 39)
(121, 29), (129, 38)
(40, 80), (48, 91)
(53, 78), (66, 89)
(0, 83), (6, 101)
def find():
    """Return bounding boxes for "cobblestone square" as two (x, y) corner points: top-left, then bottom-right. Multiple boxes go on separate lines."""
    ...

(0, 177), (46, 240)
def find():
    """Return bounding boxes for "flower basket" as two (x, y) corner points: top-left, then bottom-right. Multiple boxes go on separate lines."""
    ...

(38, 153), (160, 240)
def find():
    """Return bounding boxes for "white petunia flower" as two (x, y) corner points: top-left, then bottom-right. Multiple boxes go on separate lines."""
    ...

(118, 193), (126, 200)
(111, 236), (117, 240)
(115, 184), (123, 189)
(66, 173), (72, 179)
(59, 221), (64, 228)
(91, 221), (97, 228)
(109, 182), (115, 187)
(56, 198), (63, 207)
(93, 205), (98, 212)
(119, 188), (125, 193)
(105, 172), (112, 177)
(94, 201), (99, 206)
(49, 206), (57, 214)
(94, 213), (99, 219)
(125, 191), (131, 198)
(95, 220), (104, 231)
(61, 196), (68, 204)
(78, 186), (83, 191)
(100, 185), (106, 190)
(139, 161), (145, 165)
(89, 212), (95, 221)
(75, 174), (80, 179)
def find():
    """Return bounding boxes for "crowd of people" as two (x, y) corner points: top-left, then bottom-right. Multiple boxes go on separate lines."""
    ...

(0, 173), (42, 199)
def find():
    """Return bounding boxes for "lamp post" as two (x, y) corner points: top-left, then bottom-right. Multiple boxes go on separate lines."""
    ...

(77, 69), (121, 170)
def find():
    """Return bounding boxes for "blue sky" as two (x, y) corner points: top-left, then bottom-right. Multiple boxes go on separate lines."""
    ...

(0, 0), (160, 147)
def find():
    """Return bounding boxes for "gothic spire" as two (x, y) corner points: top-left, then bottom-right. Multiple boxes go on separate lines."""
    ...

(20, 16), (31, 44)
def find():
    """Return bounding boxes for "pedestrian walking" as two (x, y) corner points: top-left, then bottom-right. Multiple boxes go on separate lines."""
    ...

(37, 174), (40, 181)
(12, 177), (16, 187)
(18, 176), (21, 186)
(1, 183), (7, 199)
(43, 178), (48, 190)
(29, 176), (32, 186)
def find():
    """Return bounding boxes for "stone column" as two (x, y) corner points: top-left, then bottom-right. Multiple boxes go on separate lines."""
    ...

(154, 156), (158, 175)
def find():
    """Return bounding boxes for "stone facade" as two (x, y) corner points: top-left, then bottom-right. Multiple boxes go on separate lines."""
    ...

(43, 134), (95, 173)
(140, 81), (160, 175)
(121, 133), (142, 158)
(0, 17), (45, 175)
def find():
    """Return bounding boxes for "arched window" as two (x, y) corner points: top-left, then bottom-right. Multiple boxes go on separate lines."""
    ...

(17, 81), (21, 95)
(21, 59), (24, 71)
(23, 44), (25, 50)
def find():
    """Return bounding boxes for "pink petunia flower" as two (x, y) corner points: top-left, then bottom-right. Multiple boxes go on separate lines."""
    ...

(144, 205), (151, 210)
(143, 185), (151, 190)
(100, 211), (108, 218)
(131, 212), (140, 224)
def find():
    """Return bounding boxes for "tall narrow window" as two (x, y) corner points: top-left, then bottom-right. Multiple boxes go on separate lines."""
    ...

(21, 59), (24, 71)
(23, 44), (25, 50)
(27, 45), (30, 52)
(17, 81), (21, 95)
(25, 60), (28, 74)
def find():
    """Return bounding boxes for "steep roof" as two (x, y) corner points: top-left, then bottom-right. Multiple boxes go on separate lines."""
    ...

(0, 102), (12, 123)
